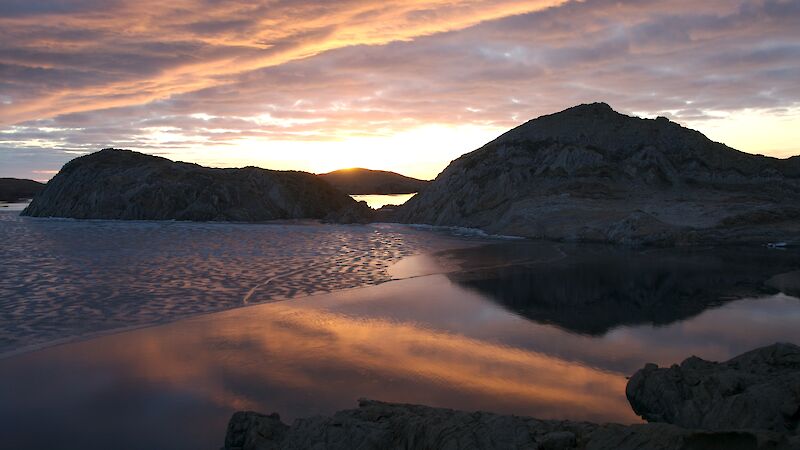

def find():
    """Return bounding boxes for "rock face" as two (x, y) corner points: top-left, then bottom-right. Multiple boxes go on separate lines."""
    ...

(22, 149), (372, 222)
(223, 399), (790, 450)
(627, 343), (800, 436)
(395, 103), (800, 245)
(0, 178), (44, 202)
(319, 168), (429, 194)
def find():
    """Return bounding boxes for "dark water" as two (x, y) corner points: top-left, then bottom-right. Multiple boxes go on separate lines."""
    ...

(1, 240), (799, 449)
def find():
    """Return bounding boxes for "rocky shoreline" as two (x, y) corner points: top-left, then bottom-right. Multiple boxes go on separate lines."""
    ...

(223, 343), (800, 449)
(627, 343), (800, 436)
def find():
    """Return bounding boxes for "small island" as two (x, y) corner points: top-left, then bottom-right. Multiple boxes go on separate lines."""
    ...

(319, 167), (429, 195)
(0, 178), (44, 202)
(22, 149), (372, 223)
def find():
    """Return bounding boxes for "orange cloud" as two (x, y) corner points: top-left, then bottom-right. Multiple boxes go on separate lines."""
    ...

(2, 0), (799, 179)
(0, 0), (567, 125)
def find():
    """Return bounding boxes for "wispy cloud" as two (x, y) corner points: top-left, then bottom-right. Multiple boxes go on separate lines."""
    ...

(1, 0), (799, 179)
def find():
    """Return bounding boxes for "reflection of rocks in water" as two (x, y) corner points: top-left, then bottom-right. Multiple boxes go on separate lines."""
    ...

(445, 243), (800, 335)
(767, 270), (800, 298)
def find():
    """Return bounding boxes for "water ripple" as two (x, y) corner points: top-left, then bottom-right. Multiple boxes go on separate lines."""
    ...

(0, 212), (474, 355)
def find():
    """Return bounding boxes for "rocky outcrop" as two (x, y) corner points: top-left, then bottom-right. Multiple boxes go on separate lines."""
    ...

(395, 103), (800, 245)
(627, 343), (800, 436)
(22, 149), (372, 222)
(0, 178), (44, 202)
(319, 168), (428, 194)
(223, 399), (790, 450)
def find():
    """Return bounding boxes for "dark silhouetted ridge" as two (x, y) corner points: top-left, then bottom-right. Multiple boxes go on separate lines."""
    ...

(22, 148), (371, 222)
(319, 168), (428, 194)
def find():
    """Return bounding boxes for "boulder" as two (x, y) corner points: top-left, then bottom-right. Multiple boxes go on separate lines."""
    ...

(627, 343), (800, 435)
(222, 399), (790, 450)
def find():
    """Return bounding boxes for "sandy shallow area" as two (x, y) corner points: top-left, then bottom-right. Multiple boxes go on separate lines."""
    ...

(0, 211), (482, 357)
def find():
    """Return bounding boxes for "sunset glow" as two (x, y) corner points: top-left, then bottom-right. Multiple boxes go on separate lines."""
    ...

(2, 0), (799, 180)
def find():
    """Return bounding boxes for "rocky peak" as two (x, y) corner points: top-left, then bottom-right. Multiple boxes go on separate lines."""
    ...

(395, 103), (800, 245)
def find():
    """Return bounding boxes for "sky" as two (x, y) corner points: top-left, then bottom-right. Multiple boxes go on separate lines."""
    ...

(1, 0), (799, 181)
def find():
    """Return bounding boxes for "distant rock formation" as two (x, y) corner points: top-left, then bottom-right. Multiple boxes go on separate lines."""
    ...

(627, 343), (800, 436)
(396, 103), (800, 245)
(319, 168), (428, 194)
(22, 149), (372, 222)
(0, 178), (44, 202)
(223, 399), (790, 450)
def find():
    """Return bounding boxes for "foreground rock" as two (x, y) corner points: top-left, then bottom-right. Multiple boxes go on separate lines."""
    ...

(22, 149), (372, 222)
(223, 399), (790, 450)
(319, 168), (429, 194)
(396, 103), (800, 245)
(627, 342), (800, 437)
(0, 178), (44, 202)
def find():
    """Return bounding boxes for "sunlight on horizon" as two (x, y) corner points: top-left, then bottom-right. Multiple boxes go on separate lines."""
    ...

(5, 107), (800, 183)
(161, 123), (506, 180)
(95, 107), (800, 181)
(692, 108), (800, 159)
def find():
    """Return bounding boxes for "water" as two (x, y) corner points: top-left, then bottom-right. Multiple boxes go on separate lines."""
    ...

(0, 200), (31, 211)
(350, 193), (416, 209)
(1, 212), (799, 449)
(0, 211), (476, 356)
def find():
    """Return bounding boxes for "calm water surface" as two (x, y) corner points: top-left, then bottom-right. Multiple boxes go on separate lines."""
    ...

(0, 200), (31, 211)
(1, 211), (799, 450)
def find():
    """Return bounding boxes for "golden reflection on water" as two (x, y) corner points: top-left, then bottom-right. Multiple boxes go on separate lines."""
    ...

(78, 288), (637, 424)
(6, 268), (800, 450)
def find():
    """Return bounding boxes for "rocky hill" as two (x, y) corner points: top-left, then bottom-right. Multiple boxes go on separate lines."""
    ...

(0, 178), (44, 202)
(22, 149), (371, 222)
(319, 168), (428, 194)
(395, 103), (800, 245)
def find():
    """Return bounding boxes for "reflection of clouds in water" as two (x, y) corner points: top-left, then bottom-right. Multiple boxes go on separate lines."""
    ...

(3, 275), (800, 449)
(11, 290), (635, 425)
(608, 295), (800, 366)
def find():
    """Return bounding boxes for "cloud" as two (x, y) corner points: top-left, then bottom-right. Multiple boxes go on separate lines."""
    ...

(0, 0), (567, 124)
(1, 0), (800, 179)
(0, 147), (75, 180)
